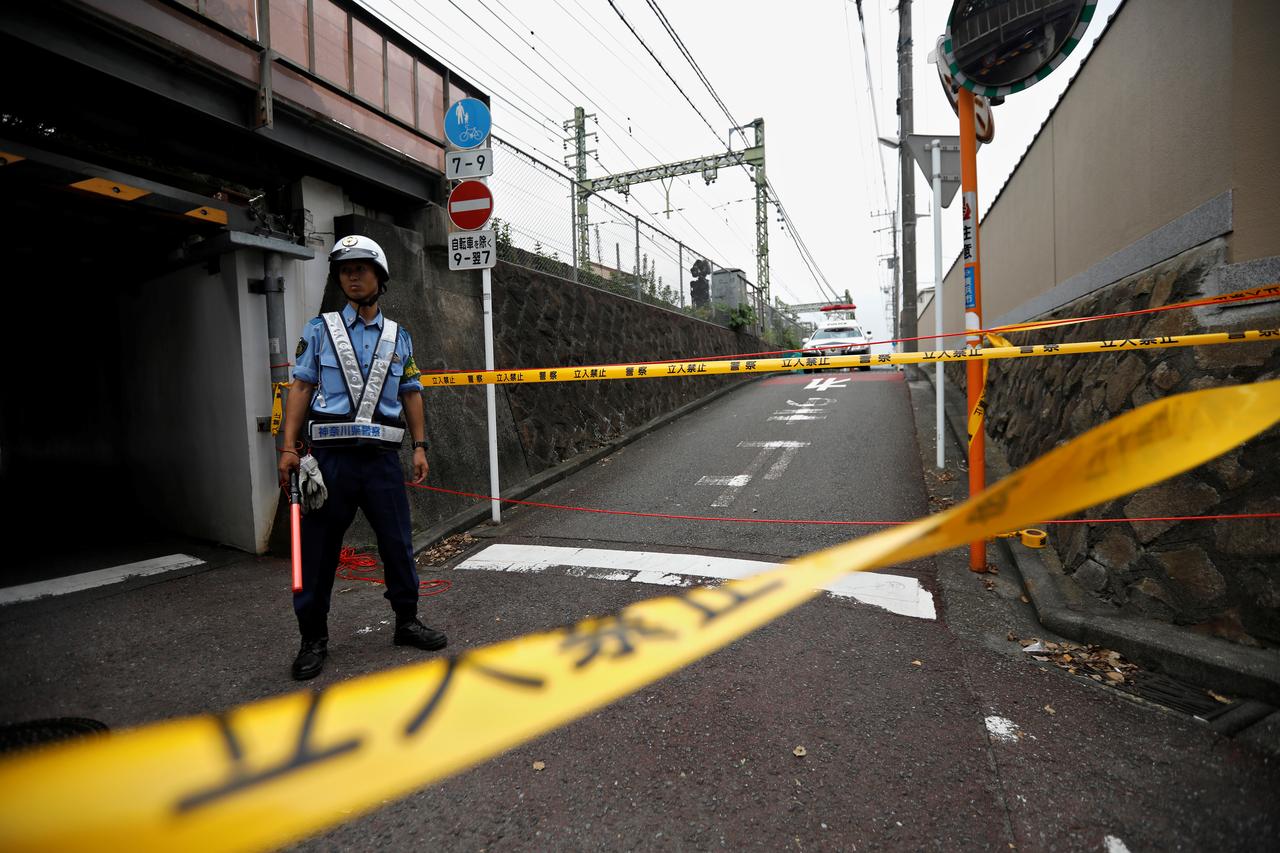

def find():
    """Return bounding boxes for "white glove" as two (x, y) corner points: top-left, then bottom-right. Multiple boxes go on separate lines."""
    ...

(298, 454), (328, 513)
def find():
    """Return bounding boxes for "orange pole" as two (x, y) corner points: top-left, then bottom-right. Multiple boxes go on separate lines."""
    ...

(958, 88), (987, 572)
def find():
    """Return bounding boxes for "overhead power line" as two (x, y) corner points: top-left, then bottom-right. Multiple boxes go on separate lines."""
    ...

(367, 0), (766, 292)
(850, 0), (892, 208)
(644, 0), (743, 146)
(638, 0), (837, 304)
(390, 0), (737, 257)
(606, 0), (729, 149)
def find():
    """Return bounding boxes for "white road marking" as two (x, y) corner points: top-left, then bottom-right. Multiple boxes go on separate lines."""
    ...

(805, 377), (850, 391)
(768, 413), (824, 422)
(769, 397), (834, 423)
(1103, 836), (1131, 853)
(0, 554), (207, 607)
(739, 440), (808, 481)
(701, 441), (810, 506)
(696, 475), (752, 488)
(984, 715), (1022, 743)
(456, 544), (936, 620)
(449, 198), (491, 212)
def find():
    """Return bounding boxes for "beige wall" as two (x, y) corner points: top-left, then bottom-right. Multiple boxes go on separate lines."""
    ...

(920, 0), (1268, 338)
(1052, 0), (1231, 282)
(1231, 0), (1280, 262)
(977, 128), (1058, 323)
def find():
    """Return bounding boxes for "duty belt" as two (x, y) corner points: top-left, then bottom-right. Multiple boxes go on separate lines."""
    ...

(309, 422), (405, 444)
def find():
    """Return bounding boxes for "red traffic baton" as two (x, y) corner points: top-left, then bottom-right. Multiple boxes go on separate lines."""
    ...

(289, 468), (303, 592)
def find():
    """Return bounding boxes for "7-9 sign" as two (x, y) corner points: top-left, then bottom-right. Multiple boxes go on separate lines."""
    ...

(446, 147), (494, 180)
(448, 229), (497, 271)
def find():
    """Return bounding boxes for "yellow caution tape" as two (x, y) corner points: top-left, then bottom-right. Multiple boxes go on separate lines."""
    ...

(984, 332), (1014, 349)
(0, 379), (1277, 853)
(270, 382), (289, 437)
(421, 328), (1279, 388)
(964, 333), (1006, 447)
(968, 378), (986, 447)
(994, 528), (1047, 547)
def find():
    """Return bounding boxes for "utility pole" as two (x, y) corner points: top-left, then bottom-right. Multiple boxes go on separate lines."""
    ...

(749, 119), (769, 319)
(897, 0), (918, 351)
(872, 209), (900, 350)
(563, 107), (595, 270)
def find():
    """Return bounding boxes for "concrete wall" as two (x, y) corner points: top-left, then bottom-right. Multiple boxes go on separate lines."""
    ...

(122, 260), (257, 549)
(1051, 0), (1232, 284)
(233, 249), (312, 552)
(1230, 0), (1280, 263)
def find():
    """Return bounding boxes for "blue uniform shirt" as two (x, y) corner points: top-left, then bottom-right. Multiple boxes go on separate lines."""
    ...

(293, 304), (422, 421)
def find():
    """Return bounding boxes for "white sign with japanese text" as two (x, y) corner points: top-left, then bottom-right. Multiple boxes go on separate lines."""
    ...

(445, 148), (494, 180)
(448, 229), (497, 270)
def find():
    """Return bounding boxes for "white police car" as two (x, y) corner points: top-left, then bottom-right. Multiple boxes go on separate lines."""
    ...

(801, 304), (873, 371)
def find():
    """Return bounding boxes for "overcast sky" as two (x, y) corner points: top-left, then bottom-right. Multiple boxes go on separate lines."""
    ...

(361, 0), (1124, 340)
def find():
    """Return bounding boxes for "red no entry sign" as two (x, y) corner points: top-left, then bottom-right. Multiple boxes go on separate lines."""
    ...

(447, 180), (494, 231)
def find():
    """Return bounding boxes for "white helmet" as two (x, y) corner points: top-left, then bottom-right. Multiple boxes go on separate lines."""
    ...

(329, 234), (390, 283)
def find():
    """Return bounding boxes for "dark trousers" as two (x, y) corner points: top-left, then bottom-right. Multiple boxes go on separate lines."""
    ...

(293, 446), (420, 639)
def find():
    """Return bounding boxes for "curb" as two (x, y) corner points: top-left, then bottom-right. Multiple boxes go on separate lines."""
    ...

(411, 376), (764, 553)
(917, 367), (1280, 704)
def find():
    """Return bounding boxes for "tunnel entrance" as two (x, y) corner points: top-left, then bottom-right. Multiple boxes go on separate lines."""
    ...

(0, 155), (228, 587)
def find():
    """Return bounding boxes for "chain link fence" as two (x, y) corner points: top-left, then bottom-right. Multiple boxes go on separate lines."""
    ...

(490, 136), (716, 312)
(487, 136), (807, 347)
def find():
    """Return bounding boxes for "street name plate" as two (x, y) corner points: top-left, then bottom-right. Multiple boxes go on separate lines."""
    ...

(448, 229), (497, 270)
(446, 147), (494, 180)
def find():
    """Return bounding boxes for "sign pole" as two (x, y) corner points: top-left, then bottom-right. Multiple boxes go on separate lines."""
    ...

(940, 0), (1097, 572)
(444, 96), (500, 523)
(930, 139), (945, 470)
(958, 88), (985, 571)
(482, 267), (500, 523)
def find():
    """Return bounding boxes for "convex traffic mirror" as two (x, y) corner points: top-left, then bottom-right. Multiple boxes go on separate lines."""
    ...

(942, 0), (1097, 97)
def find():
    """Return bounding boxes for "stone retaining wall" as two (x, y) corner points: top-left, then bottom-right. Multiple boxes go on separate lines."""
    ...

(952, 238), (1280, 647)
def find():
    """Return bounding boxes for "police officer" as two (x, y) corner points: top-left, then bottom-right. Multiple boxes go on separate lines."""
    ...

(277, 234), (446, 681)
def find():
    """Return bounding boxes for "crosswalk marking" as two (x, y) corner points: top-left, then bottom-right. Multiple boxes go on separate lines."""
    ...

(0, 554), (207, 607)
(455, 544), (936, 620)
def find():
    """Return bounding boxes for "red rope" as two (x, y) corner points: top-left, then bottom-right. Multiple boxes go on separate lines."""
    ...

(408, 483), (1279, 528)
(337, 547), (451, 596)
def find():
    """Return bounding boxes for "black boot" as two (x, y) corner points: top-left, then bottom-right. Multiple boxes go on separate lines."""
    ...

(291, 637), (329, 680)
(393, 617), (448, 651)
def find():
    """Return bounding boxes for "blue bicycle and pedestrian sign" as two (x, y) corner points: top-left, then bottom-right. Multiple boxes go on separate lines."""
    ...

(444, 98), (491, 150)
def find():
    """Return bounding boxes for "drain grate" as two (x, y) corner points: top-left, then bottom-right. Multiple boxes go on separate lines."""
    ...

(1112, 671), (1236, 720)
(0, 717), (109, 754)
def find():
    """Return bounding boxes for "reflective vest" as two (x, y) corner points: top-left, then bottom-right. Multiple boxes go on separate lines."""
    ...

(307, 312), (404, 446)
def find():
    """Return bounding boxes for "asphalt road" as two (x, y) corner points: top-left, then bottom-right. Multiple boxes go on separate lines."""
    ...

(490, 370), (929, 561)
(0, 369), (1276, 851)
